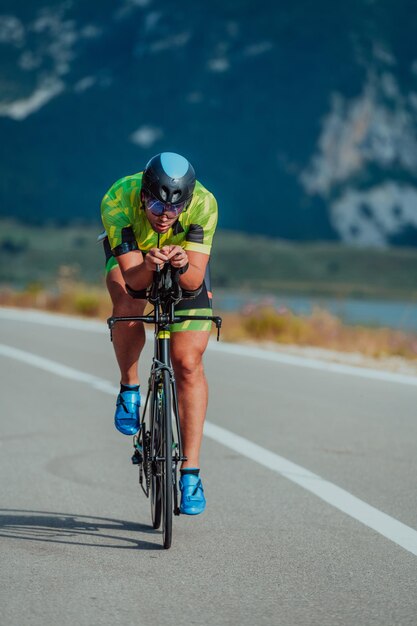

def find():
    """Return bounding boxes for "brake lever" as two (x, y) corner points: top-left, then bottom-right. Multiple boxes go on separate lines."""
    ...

(214, 316), (222, 341)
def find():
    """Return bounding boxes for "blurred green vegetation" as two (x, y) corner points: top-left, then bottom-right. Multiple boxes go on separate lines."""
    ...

(212, 231), (417, 299)
(1, 220), (417, 300)
(1, 220), (416, 359)
(0, 220), (105, 287)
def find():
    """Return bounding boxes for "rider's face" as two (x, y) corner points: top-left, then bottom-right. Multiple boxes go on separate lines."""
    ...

(145, 206), (178, 234)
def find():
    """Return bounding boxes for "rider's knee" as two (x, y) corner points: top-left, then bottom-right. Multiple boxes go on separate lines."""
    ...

(112, 291), (146, 316)
(172, 351), (204, 379)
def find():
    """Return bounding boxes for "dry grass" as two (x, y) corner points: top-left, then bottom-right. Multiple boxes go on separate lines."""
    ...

(220, 305), (417, 360)
(1, 285), (417, 361)
(0, 283), (111, 319)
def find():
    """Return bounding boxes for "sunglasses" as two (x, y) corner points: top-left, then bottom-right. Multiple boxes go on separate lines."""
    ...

(143, 192), (190, 218)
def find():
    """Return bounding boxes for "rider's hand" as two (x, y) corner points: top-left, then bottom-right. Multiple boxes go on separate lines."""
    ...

(145, 247), (169, 271)
(161, 245), (189, 269)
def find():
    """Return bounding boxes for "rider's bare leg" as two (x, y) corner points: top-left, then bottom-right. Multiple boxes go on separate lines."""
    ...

(170, 330), (210, 469)
(106, 267), (146, 385)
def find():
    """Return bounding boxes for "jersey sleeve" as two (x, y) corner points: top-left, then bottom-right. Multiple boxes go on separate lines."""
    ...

(183, 192), (218, 255)
(101, 179), (138, 254)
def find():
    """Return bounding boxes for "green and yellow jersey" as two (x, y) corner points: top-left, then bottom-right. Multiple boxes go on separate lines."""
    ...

(101, 171), (218, 261)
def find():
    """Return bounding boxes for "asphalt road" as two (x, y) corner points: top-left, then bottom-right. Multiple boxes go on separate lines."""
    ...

(0, 307), (417, 626)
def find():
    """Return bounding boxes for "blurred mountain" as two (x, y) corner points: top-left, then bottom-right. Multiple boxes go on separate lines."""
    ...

(1, 0), (417, 246)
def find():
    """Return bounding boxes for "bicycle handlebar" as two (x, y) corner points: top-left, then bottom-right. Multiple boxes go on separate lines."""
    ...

(107, 313), (222, 340)
(108, 264), (222, 340)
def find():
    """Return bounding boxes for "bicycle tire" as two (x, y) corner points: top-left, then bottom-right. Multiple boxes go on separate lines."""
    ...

(150, 387), (162, 530)
(161, 368), (173, 549)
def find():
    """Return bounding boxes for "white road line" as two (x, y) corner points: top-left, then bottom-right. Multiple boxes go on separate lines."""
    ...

(204, 422), (417, 556)
(0, 344), (118, 395)
(1, 306), (417, 386)
(0, 307), (106, 333)
(1, 341), (417, 557)
(209, 342), (417, 387)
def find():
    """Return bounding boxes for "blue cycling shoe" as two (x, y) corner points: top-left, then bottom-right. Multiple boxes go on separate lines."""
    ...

(114, 387), (141, 435)
(179, 470), (206, 515)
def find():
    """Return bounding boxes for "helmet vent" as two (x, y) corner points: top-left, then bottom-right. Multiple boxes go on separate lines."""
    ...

(143, 153), (196, 204)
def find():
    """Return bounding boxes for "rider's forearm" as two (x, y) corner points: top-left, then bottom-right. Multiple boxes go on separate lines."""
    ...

(123, 262), (153, 291)
(178, 263), (204, 291)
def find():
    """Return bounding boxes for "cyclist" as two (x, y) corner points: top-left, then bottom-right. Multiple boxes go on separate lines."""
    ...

(100, 152), (218, 515)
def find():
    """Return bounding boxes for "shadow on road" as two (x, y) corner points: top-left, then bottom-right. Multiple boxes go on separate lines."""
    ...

(0, 509), (162, 550)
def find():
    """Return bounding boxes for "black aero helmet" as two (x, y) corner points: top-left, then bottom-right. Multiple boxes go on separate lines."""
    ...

(142, 152), (196, 204)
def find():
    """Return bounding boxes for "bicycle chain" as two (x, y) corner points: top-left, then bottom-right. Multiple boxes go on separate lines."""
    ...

(144, 431), (152, 493)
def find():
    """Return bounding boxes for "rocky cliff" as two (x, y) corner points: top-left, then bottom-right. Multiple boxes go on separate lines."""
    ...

(1, 0), (416, 246)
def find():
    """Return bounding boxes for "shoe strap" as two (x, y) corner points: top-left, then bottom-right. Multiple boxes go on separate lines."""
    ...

(180, 477), (204, 496)
(192, 479), (203, 496)
(117, 393), (140, 412)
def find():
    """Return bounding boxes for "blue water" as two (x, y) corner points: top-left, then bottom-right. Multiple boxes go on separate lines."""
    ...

(215, 291), (417, 332)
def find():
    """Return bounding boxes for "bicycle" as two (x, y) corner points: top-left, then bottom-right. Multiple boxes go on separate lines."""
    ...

(107, 265), (222, 549)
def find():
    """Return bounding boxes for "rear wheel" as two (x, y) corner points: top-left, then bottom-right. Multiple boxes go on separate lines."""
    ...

(150, 388), (162, 530)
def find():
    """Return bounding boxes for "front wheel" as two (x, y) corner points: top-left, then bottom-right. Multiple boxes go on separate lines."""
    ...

(161, 369), (173, 549)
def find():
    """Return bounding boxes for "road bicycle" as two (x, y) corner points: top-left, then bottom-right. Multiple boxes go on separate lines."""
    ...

(107, 265), (222, 549)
